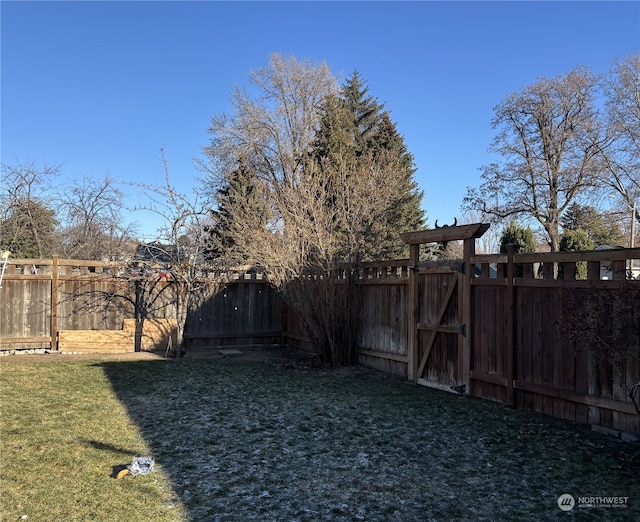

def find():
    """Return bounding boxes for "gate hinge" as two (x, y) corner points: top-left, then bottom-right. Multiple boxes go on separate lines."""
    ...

(457, 324), (467, 337)
(450, 384), (466, 396)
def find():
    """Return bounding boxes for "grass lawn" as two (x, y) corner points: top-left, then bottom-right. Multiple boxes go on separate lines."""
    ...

(1, 354), (639, 521)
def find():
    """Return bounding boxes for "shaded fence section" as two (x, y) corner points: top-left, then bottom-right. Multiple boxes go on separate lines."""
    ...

(471, 247), (640, 436)
(355, 260), (410, 376)
(185, 273), (285, 347)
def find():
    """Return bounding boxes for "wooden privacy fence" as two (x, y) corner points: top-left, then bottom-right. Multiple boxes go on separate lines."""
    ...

(1, 232), (640, 436)
(469, 246), (640, 437)
(0, 257), (279, 353)
(362, 225), (640, 436)
(0, 257), (178, 352)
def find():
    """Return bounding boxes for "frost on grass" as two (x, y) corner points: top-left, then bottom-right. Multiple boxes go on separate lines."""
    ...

(103, 360), (640, 521)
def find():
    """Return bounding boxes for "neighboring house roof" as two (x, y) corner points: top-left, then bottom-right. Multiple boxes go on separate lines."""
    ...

(135, 242), (177, 265)
(595, 244), (626, 251)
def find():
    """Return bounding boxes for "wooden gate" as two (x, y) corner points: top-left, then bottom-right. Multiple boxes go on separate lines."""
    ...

(415, 267), (464, 392)
(401, 223), (490, 394)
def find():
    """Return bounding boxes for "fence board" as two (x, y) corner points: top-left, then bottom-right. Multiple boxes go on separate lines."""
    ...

(471, 284), (507, 402)
(184, 279), (286, 348)
(0, 278), (51, 348)
(356, 278), (409, 375)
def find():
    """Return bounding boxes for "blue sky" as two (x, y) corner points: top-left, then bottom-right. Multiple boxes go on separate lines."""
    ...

(2, 1), (639, 240)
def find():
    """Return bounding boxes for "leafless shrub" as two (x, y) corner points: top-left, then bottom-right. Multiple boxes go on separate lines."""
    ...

(564, 281), (640, 417)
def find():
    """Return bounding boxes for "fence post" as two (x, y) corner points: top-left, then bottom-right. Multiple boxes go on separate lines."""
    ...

(461, 237), (475, 394)
(505, 244), (517, 407)
(407, 243), (419, 382)
(51, 255), (59, 351)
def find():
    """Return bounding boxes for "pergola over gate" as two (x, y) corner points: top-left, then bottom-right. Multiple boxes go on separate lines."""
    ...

(400, 223), (490, 393)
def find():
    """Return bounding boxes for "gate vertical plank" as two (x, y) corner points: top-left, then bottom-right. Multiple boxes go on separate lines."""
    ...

(456, 270), (464, 386)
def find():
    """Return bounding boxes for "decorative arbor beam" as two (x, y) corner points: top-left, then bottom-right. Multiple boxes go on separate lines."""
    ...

(400, 223), (490, 245)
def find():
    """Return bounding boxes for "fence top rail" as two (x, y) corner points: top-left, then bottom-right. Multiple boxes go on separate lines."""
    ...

(3, 258), (255, 267)
(4, 258), (57, 266)
(7, 248), (639, 272)
(1, 258), (264, 277)
(471, 246), (640, 282)
(471, 247), (640, 265)
(359, 259), (410, 268)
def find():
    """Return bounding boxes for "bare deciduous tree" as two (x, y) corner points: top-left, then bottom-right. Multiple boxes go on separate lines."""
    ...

(0, 160), (60, 258)
(202, 54), (337, 189)
(211, 148), (413, 364)
(133, 148), (213, 353)
(57, 175), (137, 260)
(464, 66), (603, 252)
(599, 54), (640, 238)
(203, 54), (429, 364)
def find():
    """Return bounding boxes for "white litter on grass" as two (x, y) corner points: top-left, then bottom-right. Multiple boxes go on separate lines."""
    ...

(128, 456), (155, 476)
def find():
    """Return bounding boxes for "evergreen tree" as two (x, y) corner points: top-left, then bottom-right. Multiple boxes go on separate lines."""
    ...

(0, 199), (58, 258)
(341, 71), (383, 151)
(372, 113), (424, 229)
(207, 158), (270, 263)
(559, 229), (595, 252)
(499, 221), (536, 253)
(560, 203), (624, 247)
(499, 221), (536, 278)
(310, 72), (425, 260)
(559, 227), (595, 280)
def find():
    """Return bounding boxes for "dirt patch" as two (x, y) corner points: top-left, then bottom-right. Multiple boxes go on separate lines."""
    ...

(0, 351), (164, 364)
(0, 344), (378, 377)
(184, 344), (378, 376)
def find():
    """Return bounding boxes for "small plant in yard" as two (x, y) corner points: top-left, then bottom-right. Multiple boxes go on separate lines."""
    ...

(1, 354), (639, 521)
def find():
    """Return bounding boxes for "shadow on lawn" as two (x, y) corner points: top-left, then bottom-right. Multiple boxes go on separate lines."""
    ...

(80, 439), (140, 479)
(95, 359), (198, 516)
(94, 357), (640, 521)
(82, 439), (138, 457)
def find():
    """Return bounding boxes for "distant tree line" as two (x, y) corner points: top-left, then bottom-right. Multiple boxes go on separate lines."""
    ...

(0, 161), (137, 260)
